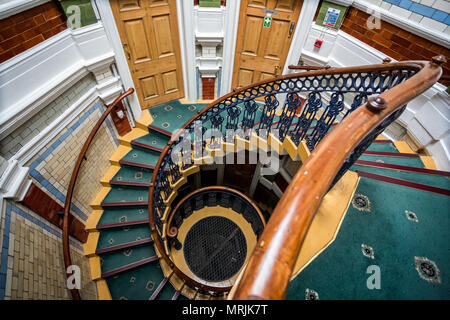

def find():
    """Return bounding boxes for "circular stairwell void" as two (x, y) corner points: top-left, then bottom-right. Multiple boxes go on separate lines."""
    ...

(183, 216), (247, 282)
(167, 186), (266, 289)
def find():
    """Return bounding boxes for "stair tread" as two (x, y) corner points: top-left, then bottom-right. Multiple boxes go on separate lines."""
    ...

(111, 166), (153, 185)
(358, 154), (425, 168)
(133, 130), (171, 151)
(153, 278), (176, 300)
(97, 225), (152, 252)
(354, 160), (449, 176)
(106, 262), (170, 300)
(97, 208), (148, 226)
(99, 244), (156, 275)
(120, 148), (161, 168)
(351, 164), (450, 190)
(148, 100), (208, 134)
(357, 170), (450, 196)
(102, 186), (149, 204)
(366, 142), (399, 153)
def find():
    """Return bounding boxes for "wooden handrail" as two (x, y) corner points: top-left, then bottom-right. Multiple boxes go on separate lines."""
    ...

(166, 185), (265, 238)
(232, 56), (445, 299)
(62, 88), (134, 300)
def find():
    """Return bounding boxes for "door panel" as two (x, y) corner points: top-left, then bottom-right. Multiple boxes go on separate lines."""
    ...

(238, 69), (254, 87)
(119, 0), (142, 11)
(232, 0), (303, 89)
(274, 0), (296, 11)
(124, 18), (153, 64)
(263, 19), (290, 60)
(242, 16), (263, 56)
(140, 75), (158, 100)
(111, 0), (184, 109)
(152, 14), (174, 57)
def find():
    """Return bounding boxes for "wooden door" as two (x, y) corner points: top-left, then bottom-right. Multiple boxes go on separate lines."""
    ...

(111, 0), (184, 109)
(232, 0), (303, 89)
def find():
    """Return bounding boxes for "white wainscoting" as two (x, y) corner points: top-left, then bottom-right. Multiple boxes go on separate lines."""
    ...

(0, 22), (123, 208)
(0, 22), (119, 140)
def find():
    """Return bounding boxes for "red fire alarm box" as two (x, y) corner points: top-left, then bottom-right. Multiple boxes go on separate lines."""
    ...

(314, 39), (323, 49)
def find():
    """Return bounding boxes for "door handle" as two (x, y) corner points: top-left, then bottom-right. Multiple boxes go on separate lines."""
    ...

(274, 65), (280, 75)
(288, 21), (295, 38)
(123, 42), (131, 60)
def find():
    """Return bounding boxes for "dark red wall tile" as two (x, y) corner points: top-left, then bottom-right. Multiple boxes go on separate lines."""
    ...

(0, 1), (67, 63)
(342, 7), (449, 86)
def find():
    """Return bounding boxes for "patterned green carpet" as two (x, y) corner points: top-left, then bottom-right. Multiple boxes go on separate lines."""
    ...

(286, 143), (450, 300)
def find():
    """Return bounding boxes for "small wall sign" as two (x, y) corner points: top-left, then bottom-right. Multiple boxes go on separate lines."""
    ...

(323, 7), (341, 28)
(264, 15), (272, 28)
(315, 1), (348, 30)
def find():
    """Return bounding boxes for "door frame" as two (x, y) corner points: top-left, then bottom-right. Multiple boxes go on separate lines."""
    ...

(95, 0), (141, 119)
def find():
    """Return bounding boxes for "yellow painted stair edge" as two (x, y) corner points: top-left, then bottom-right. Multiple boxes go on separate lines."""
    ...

(420, 155), (437, 170)
(83, 231), (100, 257)
(109, 145), (131, 166)
(96, 279), (112, 300)
(136, 109), (153, 131)
(90, 186), (111, 210)
(119, 127), (149, 147)
(291, 171), (360, 279)
(88, 255), (102, 280)
(85, 210), (103, 231)
(100, 165), (121, 187)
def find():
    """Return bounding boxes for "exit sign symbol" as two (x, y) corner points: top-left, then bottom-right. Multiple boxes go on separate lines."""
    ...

(264, 16), (272, 28)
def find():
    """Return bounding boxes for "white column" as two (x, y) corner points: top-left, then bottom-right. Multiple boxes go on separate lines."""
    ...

(177, 0), (197, 101)
(94, 0), (142, 119)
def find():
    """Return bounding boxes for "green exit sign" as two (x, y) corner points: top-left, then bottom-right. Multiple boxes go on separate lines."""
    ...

(263, 16), (272, 28)
(199, 0), (221, 7)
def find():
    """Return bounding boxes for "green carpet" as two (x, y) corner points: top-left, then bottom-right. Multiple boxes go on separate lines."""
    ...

(97, 225), (151, 251)
(351, 164), (450, 190)
(121, 148), (160, 167)
(358, 154), (425, 168)
(97, 207), (148, 226)
(111, 167), (153, 184)
(366, 142), (399, 153)
(100, 244), (156, 274)
(103, 186), (148, 203)
(286, 177), (450, 299)
(106, 262), (171, 300)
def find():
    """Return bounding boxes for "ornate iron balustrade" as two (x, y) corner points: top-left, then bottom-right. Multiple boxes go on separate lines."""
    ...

(148, 59), (442, 295)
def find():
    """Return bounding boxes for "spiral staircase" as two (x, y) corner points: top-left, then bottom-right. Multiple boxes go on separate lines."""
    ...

(63, 57), (449, 300)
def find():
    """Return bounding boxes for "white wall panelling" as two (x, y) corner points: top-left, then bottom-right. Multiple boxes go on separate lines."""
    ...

(0, 22), (123, 139)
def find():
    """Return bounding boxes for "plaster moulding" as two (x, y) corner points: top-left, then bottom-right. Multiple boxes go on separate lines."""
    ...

(0, 22), (117, 139)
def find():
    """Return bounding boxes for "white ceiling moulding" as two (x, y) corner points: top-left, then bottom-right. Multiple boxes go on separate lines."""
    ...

(0, 0), (49, 20)
(352, 0), (450, 47)
(0, 22), (116, 140)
